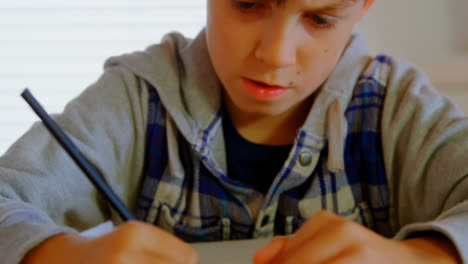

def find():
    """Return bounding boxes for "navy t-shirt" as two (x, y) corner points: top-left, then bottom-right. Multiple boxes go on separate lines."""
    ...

(223, 112), (292, 194)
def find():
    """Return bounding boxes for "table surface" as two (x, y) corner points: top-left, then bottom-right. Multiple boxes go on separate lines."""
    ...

(192, 238), (272, 264)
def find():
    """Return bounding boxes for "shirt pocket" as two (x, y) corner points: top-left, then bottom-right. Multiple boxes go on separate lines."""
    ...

(151, 202), (231, 242)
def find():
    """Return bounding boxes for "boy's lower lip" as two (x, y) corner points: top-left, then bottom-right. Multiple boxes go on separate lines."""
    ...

(241, 78), (288, 101)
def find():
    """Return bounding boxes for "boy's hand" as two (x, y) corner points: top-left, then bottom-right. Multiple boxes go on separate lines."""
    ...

(22, 221), (198, 264)
(253, 210), (461, 264)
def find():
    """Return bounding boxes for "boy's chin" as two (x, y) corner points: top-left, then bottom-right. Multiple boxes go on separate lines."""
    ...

(240, 104), (295, 118)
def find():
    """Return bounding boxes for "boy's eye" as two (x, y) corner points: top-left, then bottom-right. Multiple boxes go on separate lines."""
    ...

(232, 0), (263, 11)
(306, 14), (337, 29)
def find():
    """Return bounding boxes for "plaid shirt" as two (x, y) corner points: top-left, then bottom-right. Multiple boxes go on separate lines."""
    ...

(135, 55), (393, 242)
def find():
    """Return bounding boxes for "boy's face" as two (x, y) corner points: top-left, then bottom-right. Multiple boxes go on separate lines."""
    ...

(206, 0), (371, 118)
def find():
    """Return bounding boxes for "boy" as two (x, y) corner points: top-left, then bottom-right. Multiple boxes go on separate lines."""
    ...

(0, 0), (466, 263)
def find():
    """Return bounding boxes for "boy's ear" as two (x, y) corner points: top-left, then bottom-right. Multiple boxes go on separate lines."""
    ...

(358, 0), (375, 21)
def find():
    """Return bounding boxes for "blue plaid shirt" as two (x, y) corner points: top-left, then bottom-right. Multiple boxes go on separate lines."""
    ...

(135, 55), (393, 242)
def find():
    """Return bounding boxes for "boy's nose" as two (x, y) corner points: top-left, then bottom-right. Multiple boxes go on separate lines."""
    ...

(254, 22), (297, 68)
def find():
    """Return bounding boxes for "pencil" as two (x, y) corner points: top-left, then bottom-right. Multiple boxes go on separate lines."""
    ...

(21, 88), (135, 221)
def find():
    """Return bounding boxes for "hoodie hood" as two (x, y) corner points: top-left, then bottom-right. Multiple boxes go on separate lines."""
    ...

(104, 29), (222, 145)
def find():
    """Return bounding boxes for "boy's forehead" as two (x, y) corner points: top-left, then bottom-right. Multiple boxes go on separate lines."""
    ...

(265, 0), (358, 8)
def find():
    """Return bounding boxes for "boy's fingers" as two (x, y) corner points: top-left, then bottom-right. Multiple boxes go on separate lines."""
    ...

(272, 225), (354, 264)
(280, 210), (341, 254)
(140, 224), (198, 263)
(112, 221), (198, 263)
(253, 211), (337, 264)
(253, 236), (288, 264)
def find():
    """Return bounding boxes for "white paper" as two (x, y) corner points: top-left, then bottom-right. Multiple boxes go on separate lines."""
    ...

(80, 221), (115, 237)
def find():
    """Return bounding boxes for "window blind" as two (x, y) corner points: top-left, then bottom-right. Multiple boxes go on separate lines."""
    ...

(0, 0), (207, 154)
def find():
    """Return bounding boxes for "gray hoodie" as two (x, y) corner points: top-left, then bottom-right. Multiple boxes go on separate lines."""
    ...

(0, 30), (467, 263)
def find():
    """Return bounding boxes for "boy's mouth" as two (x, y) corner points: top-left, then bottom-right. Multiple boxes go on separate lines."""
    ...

(248, 78), (287, 89)
(241, 77), (289, 101)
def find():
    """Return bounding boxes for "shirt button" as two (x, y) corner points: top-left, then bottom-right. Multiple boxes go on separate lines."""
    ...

(261, 215), (270, 227)
(299, 152), (312, 166)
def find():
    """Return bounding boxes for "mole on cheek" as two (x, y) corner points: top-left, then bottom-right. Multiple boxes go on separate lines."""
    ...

(296, 71), (301, 76)
(324, 49), (329, 54)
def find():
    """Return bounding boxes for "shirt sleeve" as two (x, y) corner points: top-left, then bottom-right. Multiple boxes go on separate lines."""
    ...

(0, 66), (148, 264)
(381, 59), (468, 262)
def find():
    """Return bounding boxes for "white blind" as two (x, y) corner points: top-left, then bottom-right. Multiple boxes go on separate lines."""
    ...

(0, 0), (207, 155)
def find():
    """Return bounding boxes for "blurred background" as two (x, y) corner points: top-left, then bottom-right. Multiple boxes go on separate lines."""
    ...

(0, 0), (467, 155)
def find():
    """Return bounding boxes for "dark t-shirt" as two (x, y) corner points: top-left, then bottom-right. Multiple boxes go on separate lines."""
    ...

(223, 112), (292, 194)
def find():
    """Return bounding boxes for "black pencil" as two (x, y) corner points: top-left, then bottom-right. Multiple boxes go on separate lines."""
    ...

(21, 88), (135, 221)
